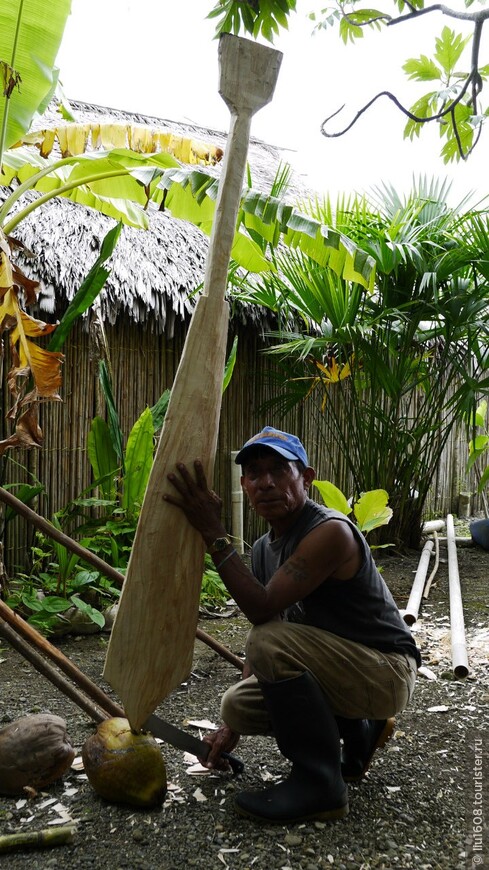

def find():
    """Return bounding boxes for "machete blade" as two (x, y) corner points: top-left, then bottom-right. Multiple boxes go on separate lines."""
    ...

(143, 713), (244, 776)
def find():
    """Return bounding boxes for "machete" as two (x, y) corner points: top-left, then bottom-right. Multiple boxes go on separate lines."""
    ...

(143, 713), (244, 775)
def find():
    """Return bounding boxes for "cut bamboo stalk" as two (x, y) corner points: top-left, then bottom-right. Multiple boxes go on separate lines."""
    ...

(403, 538), (433, 626)
(103, 34), (282, 729)
(446, 514), (469, 678)
(0, 826), (76, 853)
(436, 536), (474, 546)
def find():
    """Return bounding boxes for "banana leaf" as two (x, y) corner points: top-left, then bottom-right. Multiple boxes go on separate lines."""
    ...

(0, 0), (71, 154)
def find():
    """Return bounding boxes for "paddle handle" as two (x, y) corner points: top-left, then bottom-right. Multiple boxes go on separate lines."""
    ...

(202, 111), (252, 309)
(203, 33), (282, 309)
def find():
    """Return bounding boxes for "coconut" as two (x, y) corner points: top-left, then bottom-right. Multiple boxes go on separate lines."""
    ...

(0, 714), (75, 795)
(82, 717), (167, 808)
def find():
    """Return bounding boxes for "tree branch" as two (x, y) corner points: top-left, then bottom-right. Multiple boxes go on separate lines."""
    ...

(321, 1), (489, 160)
(389, 3), (489, 28)
(320, 69), (479, 159)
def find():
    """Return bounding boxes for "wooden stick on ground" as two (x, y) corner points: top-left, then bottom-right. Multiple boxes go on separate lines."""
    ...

(0, 486), (244, 673)
(0, 613), (118, 723)
(0, 601), (124, 722)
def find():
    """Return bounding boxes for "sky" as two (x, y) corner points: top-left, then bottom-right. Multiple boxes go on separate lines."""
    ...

(55, 0), (488, 206)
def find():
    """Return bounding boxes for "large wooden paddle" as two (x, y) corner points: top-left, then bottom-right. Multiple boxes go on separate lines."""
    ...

(103, 34), (282, 730)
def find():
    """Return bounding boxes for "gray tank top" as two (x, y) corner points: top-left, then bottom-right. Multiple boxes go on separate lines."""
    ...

(251, 498), (421, 665)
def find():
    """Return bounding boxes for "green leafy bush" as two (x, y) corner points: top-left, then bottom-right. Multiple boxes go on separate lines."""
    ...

(313, 479), (392, 536)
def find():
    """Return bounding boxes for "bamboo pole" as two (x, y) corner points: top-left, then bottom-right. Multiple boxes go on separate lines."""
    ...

(422, 519), (445, 534)
(0, 600), (123, 716)
(446, 514), (469, 678)
(0, 617), (110, 723)
(436, 536), (474, 546)
(403, 538), (434, 626)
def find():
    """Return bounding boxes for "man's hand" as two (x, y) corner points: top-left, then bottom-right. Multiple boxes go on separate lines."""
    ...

(198, 724), (240, 771)
(164, 460), (226, 547)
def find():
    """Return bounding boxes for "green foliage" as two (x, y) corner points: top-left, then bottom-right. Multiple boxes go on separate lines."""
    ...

(1, 482), (45, 529)
(208, 0), (297, 42)
(308, 2), (489, 162)
(223, 336), (239, 392)
(354, 489), (393, 533)
(6, 558), (118, 636)
(464, 400), (489, 494)
(313, 480), (392, 534)
(231, 180), (489, 547)
(47, 224), (123, 353)
(0, 0), (71, 160)
(402, 26), (480, 162)
(121, 408), (154, 518)
(200, 555), (231, 610)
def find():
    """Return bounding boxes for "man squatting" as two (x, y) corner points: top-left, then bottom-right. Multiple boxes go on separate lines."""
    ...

(165, 427), (421, 824)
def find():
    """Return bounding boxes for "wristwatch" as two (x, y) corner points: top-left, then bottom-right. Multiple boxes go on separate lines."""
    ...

(208, 535), (232, 555)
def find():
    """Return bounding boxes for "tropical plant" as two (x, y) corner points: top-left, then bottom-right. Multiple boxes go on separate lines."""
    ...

(200, 554), (230, 611)
(6, 558), (119, 635)
(230, 179), (489, 547)
(463, 399), (489, 513)
(312, 479), (392, 535)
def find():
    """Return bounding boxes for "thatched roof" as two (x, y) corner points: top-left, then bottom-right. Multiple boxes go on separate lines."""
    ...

(11, 100), (310, 336)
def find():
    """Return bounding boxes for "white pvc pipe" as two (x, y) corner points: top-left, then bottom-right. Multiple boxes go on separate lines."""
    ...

(231, 451), (244, 554)
(436, 536), (474, 547)
(403, 539), (434, 625)
(423, 519), (446, 534)
(446, 514), (469, 678)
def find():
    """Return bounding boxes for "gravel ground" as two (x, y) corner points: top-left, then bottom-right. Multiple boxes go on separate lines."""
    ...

(0, 531), (488, 870)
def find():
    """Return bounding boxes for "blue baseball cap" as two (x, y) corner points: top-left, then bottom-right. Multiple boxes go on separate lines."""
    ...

(235, 427), (309, 467)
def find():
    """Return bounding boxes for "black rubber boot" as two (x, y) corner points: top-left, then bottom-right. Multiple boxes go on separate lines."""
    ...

(336, 716), (395, 782)
(235, 672), (348, 824)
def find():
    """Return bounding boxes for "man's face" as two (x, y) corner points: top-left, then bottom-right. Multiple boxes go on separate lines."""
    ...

(240, 448), (314, 529)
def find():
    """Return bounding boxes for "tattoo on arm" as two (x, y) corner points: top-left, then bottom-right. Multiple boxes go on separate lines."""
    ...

(283, 557), (309, 584)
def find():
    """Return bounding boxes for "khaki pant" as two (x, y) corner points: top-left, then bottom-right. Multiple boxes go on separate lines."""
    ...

(221, 621), (418, 735)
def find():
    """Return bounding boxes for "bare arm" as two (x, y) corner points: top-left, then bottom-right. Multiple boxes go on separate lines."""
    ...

(164, 461), (361, 625)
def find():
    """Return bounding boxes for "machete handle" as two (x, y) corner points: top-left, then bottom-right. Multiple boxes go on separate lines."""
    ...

(222, 752), (244, 776)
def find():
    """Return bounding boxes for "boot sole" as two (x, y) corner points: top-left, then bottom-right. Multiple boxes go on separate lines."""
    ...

(234, 800), (349, 824)
(343, 717), (396, 783)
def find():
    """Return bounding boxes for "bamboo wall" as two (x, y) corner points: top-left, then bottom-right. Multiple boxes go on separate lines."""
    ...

(1, 315), (484, 574)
